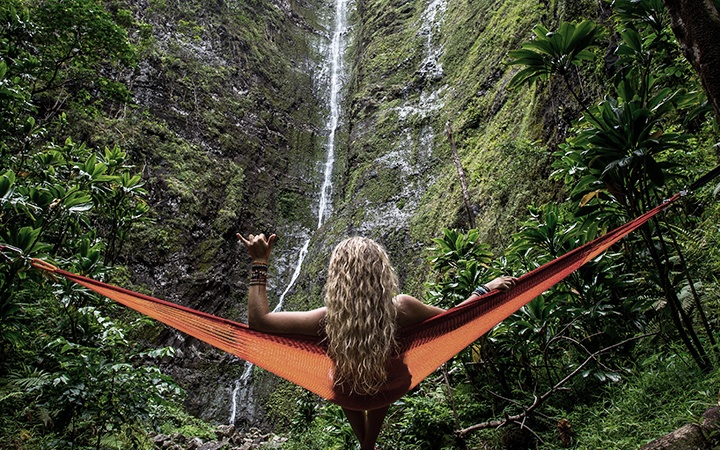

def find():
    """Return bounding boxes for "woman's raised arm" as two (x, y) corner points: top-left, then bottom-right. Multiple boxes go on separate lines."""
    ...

(237, 232), (325, 336)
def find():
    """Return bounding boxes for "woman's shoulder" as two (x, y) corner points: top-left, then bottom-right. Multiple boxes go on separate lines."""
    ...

(394, 294), (445, 327)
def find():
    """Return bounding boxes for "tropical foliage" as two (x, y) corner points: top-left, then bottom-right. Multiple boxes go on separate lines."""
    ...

(507, 19), (606, 109)
(426, 228), (495, 309)
(0, 0), (183, 447)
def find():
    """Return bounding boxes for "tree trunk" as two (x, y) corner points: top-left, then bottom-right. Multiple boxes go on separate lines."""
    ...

(445, 122), (476, 229)
(663, 0), (720, 121)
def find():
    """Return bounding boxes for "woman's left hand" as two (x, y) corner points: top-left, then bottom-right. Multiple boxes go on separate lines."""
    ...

(237, 233), (277, 264)
(485, 275), (518, 291)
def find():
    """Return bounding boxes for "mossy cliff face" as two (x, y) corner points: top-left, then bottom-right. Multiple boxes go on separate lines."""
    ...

(301, 0), (589, 297)
(91, 0), (336, 425)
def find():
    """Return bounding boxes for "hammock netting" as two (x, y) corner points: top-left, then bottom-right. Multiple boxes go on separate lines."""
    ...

(30, 193), (681, 411)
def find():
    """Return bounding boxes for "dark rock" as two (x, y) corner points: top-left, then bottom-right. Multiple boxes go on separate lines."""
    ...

(216, 424), (235, 438)
(702, 406), (720, 430)
(197, 440), (228, 450)
(152, 433), (169, 444)
(150, 426), (285, 450)
(639, 423), (708, 450)
(187, 437), (203, 449)
(640, 407), (720, 450)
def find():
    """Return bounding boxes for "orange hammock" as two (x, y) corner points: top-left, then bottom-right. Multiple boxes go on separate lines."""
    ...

(28, 193), (682, 411)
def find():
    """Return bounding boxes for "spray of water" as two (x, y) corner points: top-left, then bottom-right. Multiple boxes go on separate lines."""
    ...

(228, 0), (349, 425)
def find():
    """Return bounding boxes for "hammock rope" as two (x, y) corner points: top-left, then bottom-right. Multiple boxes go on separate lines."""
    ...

(17, 164), (720, 411)
(25, 193), (679, 410)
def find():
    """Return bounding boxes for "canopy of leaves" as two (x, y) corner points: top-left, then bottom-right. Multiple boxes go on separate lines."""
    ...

(507, 20), (606, 89)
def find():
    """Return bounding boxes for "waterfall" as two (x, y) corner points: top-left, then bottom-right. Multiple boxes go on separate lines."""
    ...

(418, 0), (447, 80)
(228, 361), (255, 424)
(317, 0), (347, 228)
(228, 0), (349, 425)
(356, 0), (448, 236)
(398, 0), (448, 120)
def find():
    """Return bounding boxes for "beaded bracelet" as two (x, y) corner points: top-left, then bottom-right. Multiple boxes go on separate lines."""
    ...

(251, 262), (268, 271)
(472, 284), (491, 296)
(250, 262), (268, 286)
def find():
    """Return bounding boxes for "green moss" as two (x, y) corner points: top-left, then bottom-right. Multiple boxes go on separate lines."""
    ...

(277, 190), (312, 223)
(194, 237), (223, 271)
(263, 380), (309, 430)
(336, 0), (570, 297)
(157, 405), (217, 440)
(177, 19), (203, 41)
(128, 223), (183, 256)
(213, 165), (245, 233)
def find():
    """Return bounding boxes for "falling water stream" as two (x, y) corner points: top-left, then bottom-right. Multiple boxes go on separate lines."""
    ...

(228, 0), (349, 425)
(357, 0), (448, 235)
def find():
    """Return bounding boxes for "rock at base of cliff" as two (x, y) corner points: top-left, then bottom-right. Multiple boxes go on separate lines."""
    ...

(639, 407), (720, 450)
(639, 424), (707, 450)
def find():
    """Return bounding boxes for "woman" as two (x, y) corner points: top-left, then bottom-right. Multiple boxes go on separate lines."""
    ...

(237, 232), (516, 449)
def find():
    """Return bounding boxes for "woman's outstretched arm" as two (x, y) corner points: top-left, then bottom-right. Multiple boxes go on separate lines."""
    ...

(394, 275), (518, 328)
(237, 232), (325, 336)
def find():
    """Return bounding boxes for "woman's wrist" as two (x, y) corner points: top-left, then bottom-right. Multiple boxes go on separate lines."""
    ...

(472, 284), (491, 296)
(250, 262), (268, 286)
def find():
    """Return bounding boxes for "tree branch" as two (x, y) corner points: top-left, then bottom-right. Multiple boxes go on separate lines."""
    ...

(455, 333), (656, 438)
(445, 121), (476, 229)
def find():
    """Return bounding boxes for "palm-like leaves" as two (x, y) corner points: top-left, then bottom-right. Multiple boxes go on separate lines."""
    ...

(561, 78), (688, 207)
(613, 0), (668, 34)
(508, 20), (607, 89)
(427, 228), (495, 308)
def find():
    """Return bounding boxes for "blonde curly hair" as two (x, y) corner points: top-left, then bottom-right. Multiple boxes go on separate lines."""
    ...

(324, 237), (398, 396)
